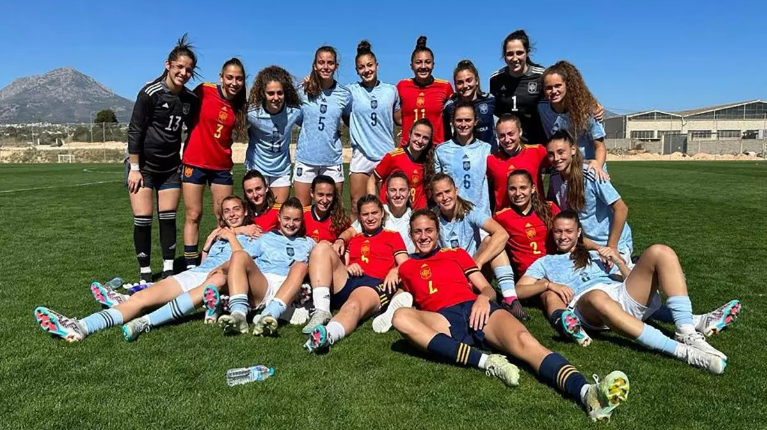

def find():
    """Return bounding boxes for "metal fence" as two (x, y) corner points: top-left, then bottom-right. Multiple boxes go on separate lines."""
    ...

(605, 138), (767, 156)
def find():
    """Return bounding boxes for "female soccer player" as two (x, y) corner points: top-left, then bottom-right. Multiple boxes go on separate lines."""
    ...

(302, 195), (409, 352)
(392, 209), (631, 422)
(181, 58), (247, 269)
(217, 198), (316, 336)
(368, 118), (435, 210)
(245, 66), (303, 203)
(434, 100), (492, 217)
(443, 60), (497, 151)
(397, 36), (453, 146)
(345, 40), (402, 214)
(34, 196), (254, 342)
(516, 211), (741, 374)
(303, 175), (351, 246)
(431, 174), (527, 319)
(293, 46), (352, 206)
(486, 114), (548, 211)
(126, 35), (200, 282)
(539, 61), (608, 180)
(242, 170), (280, 234)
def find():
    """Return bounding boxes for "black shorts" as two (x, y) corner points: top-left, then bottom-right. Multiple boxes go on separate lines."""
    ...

(438, 300), (501, 350)
(181, 164), (234, 186)
(124, 161), (180, 191)
(331, 275), (392, 310)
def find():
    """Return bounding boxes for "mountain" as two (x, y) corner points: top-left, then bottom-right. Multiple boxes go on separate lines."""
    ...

(603, 109), (620, 119)
(0, 67), (134, 124)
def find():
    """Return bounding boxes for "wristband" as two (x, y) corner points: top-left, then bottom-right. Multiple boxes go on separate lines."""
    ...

(130, 162), (140, 171)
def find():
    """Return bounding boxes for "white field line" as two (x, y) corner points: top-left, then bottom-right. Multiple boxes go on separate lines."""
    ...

(0, 180), (121, 194)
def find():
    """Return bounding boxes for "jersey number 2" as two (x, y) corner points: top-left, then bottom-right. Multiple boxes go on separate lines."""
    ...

(529, 241), (541, 255)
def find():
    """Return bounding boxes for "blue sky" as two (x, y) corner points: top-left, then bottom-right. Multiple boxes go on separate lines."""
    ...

(2, 0), (764, 114)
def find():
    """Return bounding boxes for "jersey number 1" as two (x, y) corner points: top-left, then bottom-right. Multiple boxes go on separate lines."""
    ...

(413, 108), (426, 120)
(511, 95), (518, 112)
(165, 115), (182, 132)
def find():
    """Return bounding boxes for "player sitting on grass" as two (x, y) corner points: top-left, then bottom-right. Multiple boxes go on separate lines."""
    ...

(217, 197), (315, 336)
(303, 195), (409, 353)
(515, 210), (741, 374)
(392, 209), (630, 422)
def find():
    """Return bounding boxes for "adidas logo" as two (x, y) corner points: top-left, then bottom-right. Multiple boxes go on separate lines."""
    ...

(500, 85), (506, 91)
(161, 102), (169, 108)
(137, 252), (148, 258)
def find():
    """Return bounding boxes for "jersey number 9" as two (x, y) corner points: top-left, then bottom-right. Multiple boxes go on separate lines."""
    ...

(370, 112), (377, 126)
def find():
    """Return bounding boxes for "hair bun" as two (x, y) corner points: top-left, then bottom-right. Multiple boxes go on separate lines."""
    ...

(357, 40), (372, 55)
(416, 36), (427, 48)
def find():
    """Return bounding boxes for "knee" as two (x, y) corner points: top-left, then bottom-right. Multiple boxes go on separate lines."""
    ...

(513, 329), (541, 351)
(343, 299), (363, 317)
(310, 241), (333, 257)
(392, 308), (416, 333)
(185, 208), (202, 223)
(231, 249), (251, 263)
(583, 291), (613, 313)
(645, 244), (677, 261)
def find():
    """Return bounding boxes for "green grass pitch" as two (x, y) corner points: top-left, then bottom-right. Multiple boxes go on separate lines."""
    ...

(1, 161), (765, 429)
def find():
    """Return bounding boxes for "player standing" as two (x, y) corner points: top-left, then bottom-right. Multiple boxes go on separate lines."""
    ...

(397, 36), (453, 146)
(181, 58), (247, 270)
(245, 66), (303, 203)
(443, 60), (497, 151)
(293, 46), (351, 206)
(345, 40), (402, 215)
(126, 35), (200, 282)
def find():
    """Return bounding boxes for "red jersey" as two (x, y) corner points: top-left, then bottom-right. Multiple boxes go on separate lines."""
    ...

(397, 78), (453, 146)
(487, 144), (549, 211)
(252, 204), (280, 232)
(303, 206), (347, 243)
(183, 83), (238, 170)
(347, 229), (407, 280)
(373, 147), (427, 209)
(493, 203), (560, 275)
(398, 247), (480, 312)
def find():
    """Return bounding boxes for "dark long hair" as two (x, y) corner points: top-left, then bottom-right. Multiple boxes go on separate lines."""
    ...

(241, 170), (276, 214)
(311, 175), (351, 237)
(356, 194), (387, 229)
(248, 65), (301, 110)
(430, 173), (474, 221)
(452, 59), (484, 96)
(385, 171), (411, 208)
(162, 33), (199, 79)
(279, 197), (306, 237)
(409, 208), (440, 245)
(501, 30), (542, 67)
(218, 195), (253, 228)
(547, 130), (585, 212)
(220, 58), (248, 141)
(542, 60), (598, 137)
(508, 169), (552, 228)
(303, 46), (338, 100)
(553, 210), (590, 270)
(407, 118), (436, 191)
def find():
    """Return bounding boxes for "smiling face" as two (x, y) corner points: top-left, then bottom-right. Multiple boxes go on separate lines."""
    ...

(386, 177), (410, 211)
(411, 51), (434, 81)
(314, 50), (338, 82)
(278, 206), (303, 236)
(507, 174), (533, 211)
(452, 106), (477, 140)
(552, 217), (580, 253)
(496, 120), (522, 153)
(546, 138), (577, 173)
(408, 124), (432, 153)
(264, 80), (284, 112)
(543, 73), (566, 105)
(454, 69), (478, 100)
(311, 183), (335, 215)
(220, 64), (245, 100)
(356, 54), (378, 85)
(221, 199), (246, 228)
(165, 55), (194, 87)
(243, 177), (268, 208)
(358, 201), (384, 233)
(410, 214), (439, 254)
(432, 178), (457, 214)
(504, 39), (528, 75)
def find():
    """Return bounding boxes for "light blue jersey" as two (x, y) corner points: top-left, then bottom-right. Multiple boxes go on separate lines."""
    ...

(548, 165), (633, 253)
(434, 138), (492, 216)
(294, 83), (352, 166)
(344, 81), (400, 161)
(524, 252), (617, 296)
(537, 101), (606, 161)
(438, 208), (489, 256)
(250, 231), (315, 276)
(192, 234), (258, 274)
(245, 105), (303, 176)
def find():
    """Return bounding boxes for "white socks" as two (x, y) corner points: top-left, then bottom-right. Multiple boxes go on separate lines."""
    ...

(326, 321), (346, 345)
(313, 287), (331, 313)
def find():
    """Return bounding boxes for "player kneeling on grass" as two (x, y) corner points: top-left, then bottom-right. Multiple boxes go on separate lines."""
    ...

(218, 198), (315, 336)
(392, 209), (630, 422)
(515, 211), (741, 374)
(302, 195), (409, 353)
(34, 196), (257, 342)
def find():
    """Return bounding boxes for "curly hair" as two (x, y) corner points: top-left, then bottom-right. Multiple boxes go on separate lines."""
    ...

(303, 46), (338, 100)
(247, 65), (301, 111)
(542, 61), (598, 138)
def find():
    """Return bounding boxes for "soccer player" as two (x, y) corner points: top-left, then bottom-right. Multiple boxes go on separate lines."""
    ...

(245, 66), (303, 203)
(516, 211), (741, 374)
(242, 170), (280, 234)
(181, 58), (248, 270)
(368, 118), (435, 210)
(293, 46), (352, 206)
(217, 198), (316, 336)
(443, 60), (497, 151)
(397, 36), (453, 146)
(345, 40), (402, 215)
(303, 175), (352, 246)
(303, 195), (409, 352)
(392, 209), (631, 422)
(539, 61), (608, 180)
(126, 35), (200, 282)
(434, 100), (492, 217)
(486, 114), (549, 211)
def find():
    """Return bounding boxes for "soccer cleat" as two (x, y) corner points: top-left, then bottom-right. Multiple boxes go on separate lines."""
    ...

(372, 292), (414, 334)
(202, 285), (221, 324)
(680, 344), (726, 374)
(122, 316), (150, 342)
(560, 310), (592, 347)
(582, 371), (630, 422)
(501, 298), (530, 321)
(34, 307), (85, 342)
(304, 325), (330, 353)
(252, 315), (279, 336)
(675, 331), (727, 360)
(219, 313), (249, 335)
(139, 271), (153, 284)
(301, 309), (332, 334)
(484, 354), (520, 387)
(693, 299), (741, 337)
(90, 282), (129, 308)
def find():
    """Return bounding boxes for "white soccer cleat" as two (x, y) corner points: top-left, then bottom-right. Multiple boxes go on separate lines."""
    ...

(90, 282), (129, 308)
(301, 309), (332, 334)
(122, 316), (151, 342)
(219, 313), (249, 335)
(34, 307), (86, 342)
(582, 371), (630, 422)
(372, 292), (413, 334)
(675, 331), (727, 360)
(484, 354), (520, 387)
(679, 344), (726, 375)
(693, 299), (741, 337)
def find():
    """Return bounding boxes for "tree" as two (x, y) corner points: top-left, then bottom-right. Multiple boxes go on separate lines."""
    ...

(94, 109), (118, 124)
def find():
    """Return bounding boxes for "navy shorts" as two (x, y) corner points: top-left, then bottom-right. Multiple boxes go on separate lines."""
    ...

(124, 161), (181, 191)
(438, 300), (501, 349)
(181, 164), (234, 186)
(331, 275), (392, 310)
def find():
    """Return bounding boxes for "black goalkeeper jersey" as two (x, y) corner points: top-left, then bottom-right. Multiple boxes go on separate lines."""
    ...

(127, 77), (199, 174)
(489, 65), (546, 145)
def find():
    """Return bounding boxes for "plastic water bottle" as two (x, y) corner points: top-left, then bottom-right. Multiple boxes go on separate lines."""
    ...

(124, 283), (152, 294)
(103, 277), (123, 290)
(226, 365), (275, 387)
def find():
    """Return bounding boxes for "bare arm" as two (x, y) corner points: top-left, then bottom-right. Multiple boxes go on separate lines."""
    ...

(607, 198), (629, 251)
(467, 271), (497, 302)
(393, 109), (402, 126)
(473, 218), (509, 267)
(366, 174), (381, 196)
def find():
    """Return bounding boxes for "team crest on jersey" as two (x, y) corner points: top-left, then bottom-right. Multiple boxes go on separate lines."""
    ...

(184, 166), (193, 177)
(527, 81), (539, 94)
(478, 103), (489, 115)
(182, 103), (191, 115)
(525, 223), (536, 240)
(370, 99), (378, 109)
(286, 246), (295, 257)
(218, 109), (229, 123)
(320, 104), (327, 114)
(506, 164), (516, 172)
(411, 171), (420, 185)
(296, 167), (303, 177)
(463, 161), (471, 171)
(419, 264), (432, 280)
(312, 229), (320, 242)
(361, 241), (371, 257)
(416, 93), (425, 107)
(450, 239), (459, 248)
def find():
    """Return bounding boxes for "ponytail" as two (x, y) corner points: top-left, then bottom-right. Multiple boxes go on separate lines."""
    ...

(553, 210), (590, 270)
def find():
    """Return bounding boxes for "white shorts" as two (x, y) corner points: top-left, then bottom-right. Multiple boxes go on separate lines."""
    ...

(568, 281), (661, 330)
(349, 148), (379, 174)
(171, 270), (210, 293)
(264, 173), (291, 188)
(293, 161), (345, 184)
(256, 272), (288, 309)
